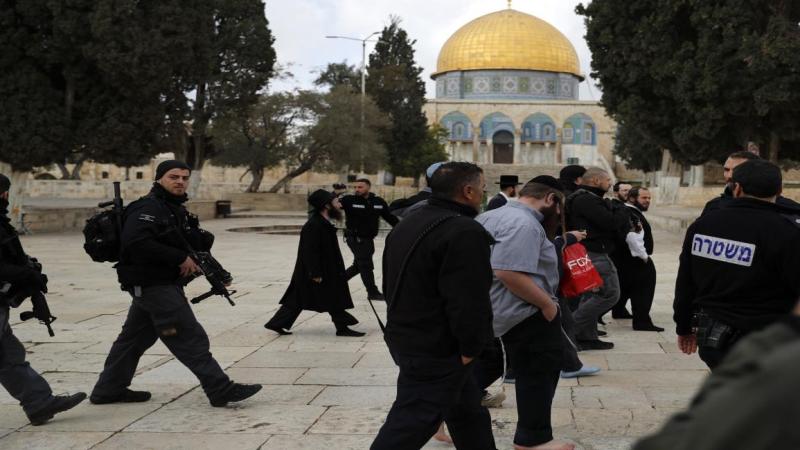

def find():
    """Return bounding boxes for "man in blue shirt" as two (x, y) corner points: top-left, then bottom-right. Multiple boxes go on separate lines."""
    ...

(477, 177), (575, 450)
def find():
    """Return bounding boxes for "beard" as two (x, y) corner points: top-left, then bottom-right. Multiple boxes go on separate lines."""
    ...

(327, 206), (343, 221)
(540, 204), (561, 240)
(634, 201), (649, 212)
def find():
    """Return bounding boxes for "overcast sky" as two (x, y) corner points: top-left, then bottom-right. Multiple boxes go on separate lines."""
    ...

(265, 0), (601, 100)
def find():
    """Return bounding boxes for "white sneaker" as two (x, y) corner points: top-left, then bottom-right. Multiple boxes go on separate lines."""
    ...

(480, 391), (506, 408)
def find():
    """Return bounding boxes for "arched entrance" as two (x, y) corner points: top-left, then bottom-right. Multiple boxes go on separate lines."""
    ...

(492, 130), (514, 164)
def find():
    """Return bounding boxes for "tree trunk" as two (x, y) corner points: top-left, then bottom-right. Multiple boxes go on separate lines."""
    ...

(189, 82), (209, 198)
(768, 131), (780, 163)
(70, 157), (86, 180)
(247, 165), (264, 193)
(57, 163), (71, 180)
(268, 161), (313, 193)
(7, 170), (28, 231)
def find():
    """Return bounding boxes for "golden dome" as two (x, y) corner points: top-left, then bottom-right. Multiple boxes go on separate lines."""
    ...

(434, 9), (582, 78)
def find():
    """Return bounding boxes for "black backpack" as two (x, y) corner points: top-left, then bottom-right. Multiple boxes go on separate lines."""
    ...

(83, 182), (124, 263)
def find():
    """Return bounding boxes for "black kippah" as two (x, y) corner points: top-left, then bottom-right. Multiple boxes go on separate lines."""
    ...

(155, 160), (191, 181)
(0, 174), (9, 194)
(528, 175), (565, 193)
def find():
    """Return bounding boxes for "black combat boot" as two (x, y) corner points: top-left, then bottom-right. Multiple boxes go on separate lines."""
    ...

(210, 383), (262, 407)
(90, 388), (151, 404)
(28, 393), (87, 426)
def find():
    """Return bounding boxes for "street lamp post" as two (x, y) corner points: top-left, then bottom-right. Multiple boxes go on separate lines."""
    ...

(326, 31), (381, 175)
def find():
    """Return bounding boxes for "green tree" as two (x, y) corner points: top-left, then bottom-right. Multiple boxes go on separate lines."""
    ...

(366, 17), (429, 179)
(314, 61), (361, 91)
(614, 123), (663, 173)
(267, 87), (388, 193)
(164, 0), (276, 191)
(214, 92), (313, 192)
(577, 0), (800, 167)
(0, 0), (174, 179)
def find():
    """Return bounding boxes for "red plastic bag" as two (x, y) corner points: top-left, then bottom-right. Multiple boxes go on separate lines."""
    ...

(560, 243), (604, 298)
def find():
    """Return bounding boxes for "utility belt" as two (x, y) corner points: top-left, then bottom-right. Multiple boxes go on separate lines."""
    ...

(344, 230), (372, 243)
(692, 311), (745, 350)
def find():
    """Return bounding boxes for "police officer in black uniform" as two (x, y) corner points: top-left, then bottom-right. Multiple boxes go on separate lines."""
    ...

(0, 174), (86, 425)
(90, 161), (261, 407)
(674, 160), (800, 369)
(340, 178), (399, 300)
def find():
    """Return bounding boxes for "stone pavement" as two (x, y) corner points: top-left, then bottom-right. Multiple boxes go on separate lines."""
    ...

(0, 215), (707, 450)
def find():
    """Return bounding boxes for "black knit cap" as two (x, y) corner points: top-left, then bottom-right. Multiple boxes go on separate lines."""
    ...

(0, 174), (9, 194)
(308, 189), (336, 210)
(528, 175), (565, 193)
(155, 160), (191, 180)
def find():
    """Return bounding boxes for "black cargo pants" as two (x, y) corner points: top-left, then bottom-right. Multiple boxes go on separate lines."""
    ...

(0, 306), (54, 416)
(344, 235), (378, 294)
(92, 285), (232, 401)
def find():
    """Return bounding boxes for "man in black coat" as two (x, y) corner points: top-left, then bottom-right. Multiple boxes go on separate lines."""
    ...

(566, 167), (632, 350)
(486, 175), (522, 211)
(372, 162), (496, 450)
(341, 179), (399, 301)
(265, 190), (363, 337)
(0, 174), (86, 425)
(674, 160), (800, 369)
(612, 187), (664, 331)
(91, 161), (261, 408)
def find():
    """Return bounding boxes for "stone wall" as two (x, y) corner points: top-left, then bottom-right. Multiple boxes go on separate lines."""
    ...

(22, 200), (218, 234)
(653, 183), (800, 207)
(24, 180), (250, 201)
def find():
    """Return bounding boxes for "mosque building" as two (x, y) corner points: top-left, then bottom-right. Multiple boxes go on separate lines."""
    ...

(423, 4), (618, 179)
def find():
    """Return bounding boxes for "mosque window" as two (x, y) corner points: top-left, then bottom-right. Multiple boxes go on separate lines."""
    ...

(453, 122), (466, 140)
(543, 124), (554, 140)
(534, 123), (541, 140)
(584, 124), (595, 145)
(563, 125), (574, 142)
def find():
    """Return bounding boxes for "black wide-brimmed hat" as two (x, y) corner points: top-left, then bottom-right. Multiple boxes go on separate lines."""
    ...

(496, 175), (523, 187)
(308, 189), (336, 210)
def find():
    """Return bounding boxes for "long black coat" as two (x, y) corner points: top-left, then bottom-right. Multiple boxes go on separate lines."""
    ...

(279, 213), (354, 313)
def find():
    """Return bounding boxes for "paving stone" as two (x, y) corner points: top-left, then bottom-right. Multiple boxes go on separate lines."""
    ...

(127, 400), (325, 434)
(234, 350), (363, 369)
(0, 431), (112, 449)
(307, 406), (388, 435)
(311, 386), (397, 407)
(571, 386), (652, 409)
(225, 367), (308, 385)
(581, 436), (637, 450)
(93, 432), (269, 450)
(642, 386), (697, 409)
(605, 353), (709, 371)
(0, 405), (31, 429)
(20, 403), (163, 432)
(577, 370), (707, 388)
(261, 434), (375, 449)
(297, 368), (398, 386)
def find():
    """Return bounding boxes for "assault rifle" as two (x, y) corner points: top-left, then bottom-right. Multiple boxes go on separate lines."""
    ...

(97, 181), (124, 251)
(186, 251), (237, 306)
(2, 258), (57, 336)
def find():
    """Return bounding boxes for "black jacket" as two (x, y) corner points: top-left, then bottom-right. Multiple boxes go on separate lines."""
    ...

(566, 186), (632, 254)
(629, 206), (654, 255)
(486, 193), (508, 211)
(673, 198), (800, 335)
(383, 197), (495, 359)
(702, 186), (800, 217)
(341, 193), (399, 239)
(116, 184), (211, 288)
(0, 204), (39, 295)
(389, 190), (432, 218)
(279, 213), (354, 313)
